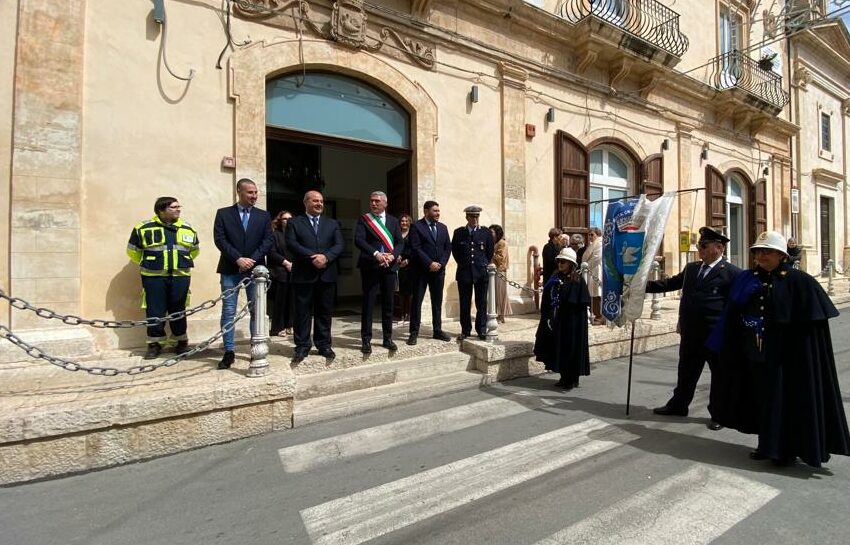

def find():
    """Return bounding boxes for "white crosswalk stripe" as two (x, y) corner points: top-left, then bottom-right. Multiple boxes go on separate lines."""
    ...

(532, 465), (780, 545)
(279, 393), (554, 472)
(299, 418), (638, 545)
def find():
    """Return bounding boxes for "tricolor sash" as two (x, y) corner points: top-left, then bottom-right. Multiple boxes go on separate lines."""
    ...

(362, 213), (395, 252)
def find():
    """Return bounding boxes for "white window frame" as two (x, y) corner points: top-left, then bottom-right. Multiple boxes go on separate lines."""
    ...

(725, 174), (747, 269)
(819, 107), (833, 160)
(589, 146), (634, 229)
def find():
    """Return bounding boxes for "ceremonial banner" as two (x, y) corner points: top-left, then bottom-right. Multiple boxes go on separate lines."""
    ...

(601, 192), (675, 326)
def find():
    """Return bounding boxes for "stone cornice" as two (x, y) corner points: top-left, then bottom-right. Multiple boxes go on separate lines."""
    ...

(812, 167), (844, 186)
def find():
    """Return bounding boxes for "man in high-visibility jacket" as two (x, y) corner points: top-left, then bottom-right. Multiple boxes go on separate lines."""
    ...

(127, 197), (200, 359)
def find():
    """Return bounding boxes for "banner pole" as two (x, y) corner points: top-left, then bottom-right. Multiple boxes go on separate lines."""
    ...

(626, 320), (636, 416)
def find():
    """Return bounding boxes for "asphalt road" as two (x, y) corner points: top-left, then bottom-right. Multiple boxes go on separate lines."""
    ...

(2, 312), (850, 545)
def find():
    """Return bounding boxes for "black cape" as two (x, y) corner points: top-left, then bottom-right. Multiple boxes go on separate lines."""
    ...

(533, 274), (591, 381)
(707, 264), (850, 467)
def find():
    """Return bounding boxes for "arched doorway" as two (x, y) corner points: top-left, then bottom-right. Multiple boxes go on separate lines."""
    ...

(265, 71), (413, 303)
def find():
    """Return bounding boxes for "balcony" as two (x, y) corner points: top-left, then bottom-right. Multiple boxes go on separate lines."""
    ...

(560, 0), (689, 67)
(708, 50), (790, 115)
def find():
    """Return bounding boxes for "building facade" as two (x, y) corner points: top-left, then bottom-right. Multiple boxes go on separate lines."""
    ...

(787, 3), (850, 274)
(1, 0), (822, 351)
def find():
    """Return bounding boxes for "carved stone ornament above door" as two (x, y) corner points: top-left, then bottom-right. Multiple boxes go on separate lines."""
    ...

(233, 0), (435, 69)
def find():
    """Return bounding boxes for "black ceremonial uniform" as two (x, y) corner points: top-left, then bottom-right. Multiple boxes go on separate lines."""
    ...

(451, 225), (495, 338)
(645, 258), (741, 413)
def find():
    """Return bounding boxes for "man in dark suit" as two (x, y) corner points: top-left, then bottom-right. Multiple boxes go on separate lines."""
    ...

(406, 200), (452, 345)
(645, 226), (741, 429)
(285, 190), (345, 363)
(451, 205), (495, 340)
(355, 191), (403, 354)
(213, 178), (274, 369)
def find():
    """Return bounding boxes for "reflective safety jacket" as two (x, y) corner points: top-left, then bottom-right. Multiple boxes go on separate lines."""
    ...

(127, 216), (200, 277)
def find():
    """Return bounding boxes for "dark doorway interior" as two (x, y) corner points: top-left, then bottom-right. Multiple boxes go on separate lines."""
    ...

(266, 129), (412, 309)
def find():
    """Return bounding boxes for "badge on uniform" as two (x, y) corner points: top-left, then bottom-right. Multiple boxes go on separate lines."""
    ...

(181, 233), (194, 243)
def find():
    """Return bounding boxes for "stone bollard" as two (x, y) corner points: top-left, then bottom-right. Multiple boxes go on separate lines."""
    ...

(580, 262), (591, 325)
(248, 265), (270, 378)
(485, 263), (498, 342)
(827, 259), (835, 296)
(650, 261), (661, 320)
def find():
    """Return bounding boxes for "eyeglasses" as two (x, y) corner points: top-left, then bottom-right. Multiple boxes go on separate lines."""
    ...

(698, 241), (713, 249)
(281, 217), (292, 221)
(167, 205), (182, 210)
(752, 248), (773, 255)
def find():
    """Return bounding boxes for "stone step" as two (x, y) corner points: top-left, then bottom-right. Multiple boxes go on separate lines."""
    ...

(295, 351), (472, 401)
(294, 370), (490, 427)
(0, 327), (96, 366)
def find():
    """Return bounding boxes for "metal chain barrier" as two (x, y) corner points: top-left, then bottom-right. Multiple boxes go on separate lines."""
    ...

(0, 277), (253, 328)
(495, 268), (602, 295)
(495, 270), (542, 295)
(0, 303), (251, 376)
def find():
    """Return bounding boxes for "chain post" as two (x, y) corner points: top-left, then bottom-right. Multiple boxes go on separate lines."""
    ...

(248, 266), (270, 377)
(485, 263), (498, 342)
(650, 261), (661, 320)
(827, 259), (835, 296)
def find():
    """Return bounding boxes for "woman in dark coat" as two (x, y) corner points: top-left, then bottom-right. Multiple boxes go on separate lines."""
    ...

(708, 231), (850, 468)
(268, 210), (294, 336)
(395, 214), (414, 323)
(533, 247), (591, 390)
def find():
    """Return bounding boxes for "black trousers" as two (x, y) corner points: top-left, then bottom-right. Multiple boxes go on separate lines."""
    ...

(409, 270), (445, 335)
(141, 275), (190, 343)
(457, 276), (489, 336)
(269, 280), (294, 333)
(292, 281), (335, 350)
(669, 330), (716, 411)
(361, 268), (397, 342)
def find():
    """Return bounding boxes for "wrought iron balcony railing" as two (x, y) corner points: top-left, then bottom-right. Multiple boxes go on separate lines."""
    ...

(560, 0), (689, 58)
(709, 50), (789, 113)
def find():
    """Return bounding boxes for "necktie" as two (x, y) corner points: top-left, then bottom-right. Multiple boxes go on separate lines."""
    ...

(698, 264), (709, 282)
(241, 208), (249, 231)
(429, 222), (437, 241)
(311, 216), (319, 235)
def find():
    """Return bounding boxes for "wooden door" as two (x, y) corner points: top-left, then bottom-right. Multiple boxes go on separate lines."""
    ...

(749, 178), (767, 246)
(640, 154), (663, 201)
(555, 131), (589, 234)
(821, 196), (832, 270)
(705, 166), (726, 228)
(386, 161), (411, 218)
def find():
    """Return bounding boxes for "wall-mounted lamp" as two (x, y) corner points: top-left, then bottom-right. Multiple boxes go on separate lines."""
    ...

(762, 166), (769, 176)
(546, 107), (555, 123)
(469, 85), (479, 104)
(661, 138), (670, 151)
(700, 144), (709, 161)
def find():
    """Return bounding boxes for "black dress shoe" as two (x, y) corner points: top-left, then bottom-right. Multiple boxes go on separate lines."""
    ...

(292, 349), (308, 364)
(477, 334), (487, 340)
(361, 340), (372, 354)
(218, 350), (235, 369)
(382, 339), (398, 351)
(432, 331), (451, 342)
(706, 420), (723, 431)
(318, 347), (335, 360)
(749, 450), (769, 461)
(175, 340), (190, 355)
(652, 405), (688, 416)
(143, 343), (162, 360)
(406, 334), (418, 346)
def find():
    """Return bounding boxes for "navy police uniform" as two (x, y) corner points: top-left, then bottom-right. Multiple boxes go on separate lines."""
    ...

(451, 206), (495, 339)
(645, 226), (741, 415)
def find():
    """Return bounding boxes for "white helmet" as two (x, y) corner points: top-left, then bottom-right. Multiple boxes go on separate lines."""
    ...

(750, 230), (787, 255)
(555, 247), (578, 265)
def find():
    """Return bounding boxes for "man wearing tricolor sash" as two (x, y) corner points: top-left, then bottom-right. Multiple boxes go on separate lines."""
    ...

(355, 191), (404, 354)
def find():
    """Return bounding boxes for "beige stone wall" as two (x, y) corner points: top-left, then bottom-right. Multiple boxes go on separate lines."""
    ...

(10, 0), (86, 331)
(0, 1), (18, 324)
